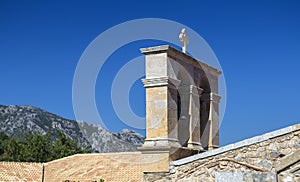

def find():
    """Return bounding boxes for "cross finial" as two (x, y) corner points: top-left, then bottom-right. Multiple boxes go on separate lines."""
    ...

(179, 28), (189, 53)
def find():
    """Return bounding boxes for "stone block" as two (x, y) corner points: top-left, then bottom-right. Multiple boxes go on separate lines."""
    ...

(145, 53), (168, 77)
(215, 171), (243, 182)
(141, 153), (170, 172)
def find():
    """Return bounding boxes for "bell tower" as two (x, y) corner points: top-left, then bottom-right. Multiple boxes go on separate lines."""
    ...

(138, 44), (221, 161)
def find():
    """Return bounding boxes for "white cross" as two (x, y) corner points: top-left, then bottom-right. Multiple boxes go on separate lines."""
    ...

(179, 28), (189, 53)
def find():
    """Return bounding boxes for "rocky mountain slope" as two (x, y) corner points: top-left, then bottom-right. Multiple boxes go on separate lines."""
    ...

(0, 105), (144, 153)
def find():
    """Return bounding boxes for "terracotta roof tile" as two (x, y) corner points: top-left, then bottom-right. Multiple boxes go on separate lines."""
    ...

(0, 162), (43, 182)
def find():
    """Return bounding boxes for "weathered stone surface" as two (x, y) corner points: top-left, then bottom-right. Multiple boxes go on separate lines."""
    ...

(270, 151), (280, 158)
(235, 155), (244, 161)
(269, 143), (278, 151)
(143, 172), (172, 182)
(243, 172), (276, 182)
(215, 171), (243, 182)
(215, 171), (276, 182)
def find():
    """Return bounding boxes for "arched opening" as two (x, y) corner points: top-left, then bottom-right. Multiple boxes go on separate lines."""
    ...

(176, 65), (194, 147)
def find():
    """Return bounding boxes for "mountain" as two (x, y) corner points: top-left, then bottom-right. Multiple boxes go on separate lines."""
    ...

(0, 105), (144, 153)
(78, 122), (144, 152)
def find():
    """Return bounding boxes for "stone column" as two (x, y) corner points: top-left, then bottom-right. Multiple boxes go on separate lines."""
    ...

(208, 92), (221, 150)
(187, 85), (203, 150)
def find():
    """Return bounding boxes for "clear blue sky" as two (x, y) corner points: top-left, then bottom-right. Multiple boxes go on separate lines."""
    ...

(1, 0), (299, 146)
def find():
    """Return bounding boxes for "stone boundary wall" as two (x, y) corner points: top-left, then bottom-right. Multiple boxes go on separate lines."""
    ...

(144, 124), (300, 181)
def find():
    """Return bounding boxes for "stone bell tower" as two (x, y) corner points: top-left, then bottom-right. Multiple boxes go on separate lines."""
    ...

(138, 30), (221, 163)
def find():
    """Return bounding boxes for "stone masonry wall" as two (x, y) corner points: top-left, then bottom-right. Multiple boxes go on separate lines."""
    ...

(144, 124), (300, 181)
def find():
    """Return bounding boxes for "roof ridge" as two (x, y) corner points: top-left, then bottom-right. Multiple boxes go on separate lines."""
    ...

(45, 151), (142, 164)
(0, 161), (42, 165)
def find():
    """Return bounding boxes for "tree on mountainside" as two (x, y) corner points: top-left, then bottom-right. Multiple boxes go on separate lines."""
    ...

(0, 131), (91, 162)
(22, 132), (53, 162)
(2, 137), (22, 161)
(0, 132), (9, 156)
(53, 131), (84, 159)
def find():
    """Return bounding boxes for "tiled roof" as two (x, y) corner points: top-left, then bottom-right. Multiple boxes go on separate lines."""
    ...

(0, 162), (43, 182)
(0, 152), (159, 181)
(44, 152), (144, 182)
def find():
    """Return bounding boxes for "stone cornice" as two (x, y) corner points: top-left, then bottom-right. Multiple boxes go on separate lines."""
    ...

(142, 77), (181, 88)
(140, 45), (222, 77)
(140, 45), (170, 55)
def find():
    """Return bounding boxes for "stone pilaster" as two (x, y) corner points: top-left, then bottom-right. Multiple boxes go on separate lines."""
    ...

(140, 76), (181, 149)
